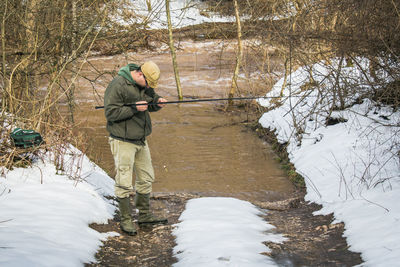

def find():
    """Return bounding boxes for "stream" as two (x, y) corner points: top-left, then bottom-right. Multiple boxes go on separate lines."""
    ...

(73, 40), (295, 203)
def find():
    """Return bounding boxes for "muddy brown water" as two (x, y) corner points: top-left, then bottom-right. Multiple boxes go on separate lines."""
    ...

(73, 40), (295, 203)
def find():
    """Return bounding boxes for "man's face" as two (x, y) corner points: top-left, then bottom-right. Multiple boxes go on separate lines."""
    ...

(132, 70), (148, 88)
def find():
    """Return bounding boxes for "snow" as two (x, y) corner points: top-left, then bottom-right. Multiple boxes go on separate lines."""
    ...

(172, 197), (286, 267)
(258, 59), (400, 266)
(119, 0), (235, 29)
(123, 0), (291, 30)
(0, 146), (117, 267)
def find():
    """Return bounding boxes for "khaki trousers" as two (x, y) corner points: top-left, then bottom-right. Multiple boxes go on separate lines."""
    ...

(109, 137), (155, 198)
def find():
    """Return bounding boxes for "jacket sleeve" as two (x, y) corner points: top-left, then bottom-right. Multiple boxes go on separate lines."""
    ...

(145, 87), (162, 112)
(104, 78), (137, 122)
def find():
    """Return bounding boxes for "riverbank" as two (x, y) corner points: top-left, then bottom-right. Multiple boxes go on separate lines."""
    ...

(257, 59), (400, 266)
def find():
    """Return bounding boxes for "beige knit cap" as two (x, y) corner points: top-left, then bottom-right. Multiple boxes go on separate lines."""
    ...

(141, 61), (160, 88)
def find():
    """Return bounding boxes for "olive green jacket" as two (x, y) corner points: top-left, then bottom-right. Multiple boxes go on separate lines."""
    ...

(104, 64), (162, 144)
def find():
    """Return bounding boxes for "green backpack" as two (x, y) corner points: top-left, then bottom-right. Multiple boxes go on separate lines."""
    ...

(10, 128), (43, 148)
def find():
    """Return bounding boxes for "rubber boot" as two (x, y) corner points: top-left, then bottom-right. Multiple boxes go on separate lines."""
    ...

(135, 192), (168, 225)
(117, 197), (137, 235)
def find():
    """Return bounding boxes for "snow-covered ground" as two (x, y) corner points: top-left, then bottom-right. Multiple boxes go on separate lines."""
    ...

(258, 59), (400, 266)
(172, 197), (286, 267)
(115, 0), (234, 29)
(0, 146), (117, 266)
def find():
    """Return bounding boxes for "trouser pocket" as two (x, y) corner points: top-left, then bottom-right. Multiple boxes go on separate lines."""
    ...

(116, 165), (133, 189)
(109, 137), (135, 198)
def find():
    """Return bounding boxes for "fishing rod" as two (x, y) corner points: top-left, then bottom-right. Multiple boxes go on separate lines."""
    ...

(94, 95), (290, 109)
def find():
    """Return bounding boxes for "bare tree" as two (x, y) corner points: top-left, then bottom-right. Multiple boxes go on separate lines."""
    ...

(228, 0), (243, 106)
(166, 0), (183, 100)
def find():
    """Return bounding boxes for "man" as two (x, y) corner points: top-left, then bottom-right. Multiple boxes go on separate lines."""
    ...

(104, 61), (168, 235)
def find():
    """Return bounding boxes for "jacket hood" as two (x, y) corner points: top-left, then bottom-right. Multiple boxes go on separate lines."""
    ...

(118, 63), (140, 85)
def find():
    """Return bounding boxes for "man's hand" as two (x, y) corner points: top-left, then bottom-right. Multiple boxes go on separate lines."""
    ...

(135, 101), (148, 111)
(157, 98), (167, 108)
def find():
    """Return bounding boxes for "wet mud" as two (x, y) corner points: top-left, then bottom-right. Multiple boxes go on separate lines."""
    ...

(88, 194), (188, 267)
(75, 40), (363, 266)
(87, 193), (362, 267)
(266, 200), (363, 266)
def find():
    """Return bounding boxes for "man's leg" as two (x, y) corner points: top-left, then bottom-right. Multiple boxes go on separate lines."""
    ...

(109, 137), (137, 235)
(134, 141), (167, 225)
(133, 141), (154, 195)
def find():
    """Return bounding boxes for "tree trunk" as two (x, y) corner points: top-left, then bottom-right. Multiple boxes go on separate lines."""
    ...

(56, 0), (68, 55)
(25, 0), (39, 58)
(23, 0), (39, 118)
(146, 0), (152, 12)
(1, 0), (8, 112)
(166, 0), (183, 100)
(68, 0), (77, 123)
(280, 57), (289, 97)
(228, 0), (243, 106)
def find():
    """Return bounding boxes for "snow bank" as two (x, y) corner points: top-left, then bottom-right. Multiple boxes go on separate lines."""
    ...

(117, 0), (234, 29)
(0, 146), (116, 267)
(258, 59), (400, 266)
(172, 197), (286, 267)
